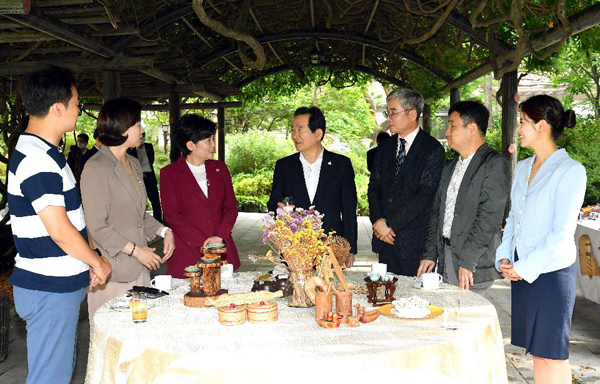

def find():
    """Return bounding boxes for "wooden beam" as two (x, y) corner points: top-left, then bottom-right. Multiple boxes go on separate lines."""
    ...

(217, 107), (225, 162)
(83, 102), (242, 111)
(4, 8), (115, 57)
(501, 70), (518, 173)
(0, 56), (152, 76)
(0, 32), (55, 43)
(33, 0), (92, 6)
(169, 92), (181, 163)
(429, 2), (600, 101)
(199, 30), (454, 83)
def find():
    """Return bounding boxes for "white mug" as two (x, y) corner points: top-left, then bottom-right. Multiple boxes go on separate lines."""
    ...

(371, 263), (387, 276)
(151, 275), (172, 291)
(221, 263), (233, 278)
(422, 272), (442, 290)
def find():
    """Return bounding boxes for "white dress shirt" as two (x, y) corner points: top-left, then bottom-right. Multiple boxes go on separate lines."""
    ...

(186, 161), (208, 197)
(443, 153), (475, 238)
(396, 126), (420, 157)
(299, 148), (324, 204)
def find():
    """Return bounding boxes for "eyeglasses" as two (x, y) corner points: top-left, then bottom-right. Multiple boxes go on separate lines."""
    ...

(383, 108), (413, 119)
(77, 101), (84, 116)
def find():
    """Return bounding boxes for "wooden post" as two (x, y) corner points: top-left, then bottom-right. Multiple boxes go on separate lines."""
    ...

(422, 103), (431, 134)
(169, 92), (180, 163)
(102, 70), (118, 100)
(217, 107), (225, 162)
(450, 87), (460, 107)
(501, 70), (518, 224)
(501, 70), (518, 174)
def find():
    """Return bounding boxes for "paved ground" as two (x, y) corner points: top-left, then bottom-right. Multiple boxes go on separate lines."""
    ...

(1, 212), (599, 383)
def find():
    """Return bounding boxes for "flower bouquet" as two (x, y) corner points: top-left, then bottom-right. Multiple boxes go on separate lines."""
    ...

(250, 206), (331, 307)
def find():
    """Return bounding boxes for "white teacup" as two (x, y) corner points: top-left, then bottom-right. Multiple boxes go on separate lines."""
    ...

(151, 275), (172, 291)
(371, 263), (387, 276)
(221, 263), (233, 278)
(422, 272), (442, 290)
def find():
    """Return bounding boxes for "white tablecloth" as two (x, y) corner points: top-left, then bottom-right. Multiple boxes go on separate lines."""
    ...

(575, 220), (600, 305)
(85, 272), (507, 384)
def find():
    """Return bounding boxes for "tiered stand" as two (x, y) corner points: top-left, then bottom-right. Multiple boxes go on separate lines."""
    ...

(184, 259), (229, 308)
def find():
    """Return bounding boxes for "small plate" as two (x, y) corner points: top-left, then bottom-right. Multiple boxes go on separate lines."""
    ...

(109, 300), (155, 312)
(379, 304), (443, 319)
(201, 257), (220, 263)
(204, 243), (225, 250)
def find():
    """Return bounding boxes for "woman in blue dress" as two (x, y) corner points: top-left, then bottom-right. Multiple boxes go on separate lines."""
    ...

(496, 94), (586, 384)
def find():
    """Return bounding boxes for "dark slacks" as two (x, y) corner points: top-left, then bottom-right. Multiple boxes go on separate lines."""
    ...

(378, 242), (420, 276)
(144, 171), (162, 222)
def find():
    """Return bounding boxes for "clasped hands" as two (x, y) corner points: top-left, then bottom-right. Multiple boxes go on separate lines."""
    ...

(499, 258), (522, 281)
(373, 218), (395, 245)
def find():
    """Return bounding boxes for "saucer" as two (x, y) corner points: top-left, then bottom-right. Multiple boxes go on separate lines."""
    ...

(201, 257), (220, 263)
(379, 304), (443, 319)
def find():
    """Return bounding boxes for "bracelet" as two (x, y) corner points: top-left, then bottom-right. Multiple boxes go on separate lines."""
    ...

(160, 226), (171, 238)
(128, 242), (136, 257)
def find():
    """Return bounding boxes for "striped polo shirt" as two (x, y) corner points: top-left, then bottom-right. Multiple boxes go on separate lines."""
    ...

(8, 133), (89, 292)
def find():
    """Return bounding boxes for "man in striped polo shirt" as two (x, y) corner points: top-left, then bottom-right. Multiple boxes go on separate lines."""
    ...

(8, 66), (111, 384)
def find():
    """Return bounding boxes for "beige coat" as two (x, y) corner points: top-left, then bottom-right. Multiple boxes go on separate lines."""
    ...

(81, 145), (162, 282)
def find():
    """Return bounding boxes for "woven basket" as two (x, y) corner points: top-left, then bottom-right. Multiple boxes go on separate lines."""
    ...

(247, 301), (278, 323)
(218, 305), (247, 326)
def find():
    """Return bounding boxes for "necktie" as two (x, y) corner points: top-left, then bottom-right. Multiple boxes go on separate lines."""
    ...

(395, 138), (406, 176)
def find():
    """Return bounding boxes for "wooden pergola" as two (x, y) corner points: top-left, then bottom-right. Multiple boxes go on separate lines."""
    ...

(1, 0), (600, 170)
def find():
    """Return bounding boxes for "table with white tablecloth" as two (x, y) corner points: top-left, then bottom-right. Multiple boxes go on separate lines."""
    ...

(575, 220), (600, 305)
(85, 272), (508, 384)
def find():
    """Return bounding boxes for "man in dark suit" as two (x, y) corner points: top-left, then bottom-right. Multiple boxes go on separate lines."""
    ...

(368, 87), (445, 276)
(367, 131), (391, 173)
(418, 101), (510, 293)
(128, 132), (162, 222)
(268, 106), (358, 264)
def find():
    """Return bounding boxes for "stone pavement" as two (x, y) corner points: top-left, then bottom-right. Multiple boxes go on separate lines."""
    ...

(1, 212), (599, 383)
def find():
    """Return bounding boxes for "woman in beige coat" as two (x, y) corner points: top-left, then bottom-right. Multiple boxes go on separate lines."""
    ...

(81, 98), (175, 318)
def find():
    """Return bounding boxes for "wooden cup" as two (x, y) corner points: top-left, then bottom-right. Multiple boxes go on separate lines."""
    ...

(315, 292), (332, 320)
(335, 291), (352, 316)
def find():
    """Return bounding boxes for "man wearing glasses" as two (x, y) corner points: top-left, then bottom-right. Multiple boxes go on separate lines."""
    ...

(368, 87), (445, 276)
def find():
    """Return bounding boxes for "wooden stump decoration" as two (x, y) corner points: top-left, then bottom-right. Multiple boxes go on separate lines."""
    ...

(184, 260), (228, 308)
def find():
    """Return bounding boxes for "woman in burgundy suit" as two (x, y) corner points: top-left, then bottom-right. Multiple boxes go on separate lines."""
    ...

(160, 114), (240, 278)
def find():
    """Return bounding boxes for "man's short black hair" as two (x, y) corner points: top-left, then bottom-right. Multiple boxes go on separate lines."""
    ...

(448, 100), (490, 137)
(448, 100), (490, 136)
(175, 114), (217, 156)
(294, 106), (326, 139)
(77, 133), (89, 143)
(20, 65), (75, 118)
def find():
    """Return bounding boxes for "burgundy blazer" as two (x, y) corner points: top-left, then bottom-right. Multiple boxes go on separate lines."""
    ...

(160, 156), (240, 278)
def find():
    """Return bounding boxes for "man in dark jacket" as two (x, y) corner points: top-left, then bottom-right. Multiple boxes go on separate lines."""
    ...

(268, 106), (358, 263)
(128, 133), (162, 222)
(418, 100), (510, 293)
(368, 87), (445, 276)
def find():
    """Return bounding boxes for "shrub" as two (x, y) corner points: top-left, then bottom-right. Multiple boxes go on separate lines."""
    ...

(226, 131), (295, 175)
(232, 171), (273, 197)
(236, 195), (268, 212)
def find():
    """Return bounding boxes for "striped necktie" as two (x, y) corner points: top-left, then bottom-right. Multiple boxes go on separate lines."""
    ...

(395, 138), (406, 175)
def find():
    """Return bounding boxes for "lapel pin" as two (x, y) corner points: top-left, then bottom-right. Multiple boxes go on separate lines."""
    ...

(216, 168), (220, 172)
(327, 161), (332, 165)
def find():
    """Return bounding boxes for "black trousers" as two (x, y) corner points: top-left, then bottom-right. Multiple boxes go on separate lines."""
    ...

(144, 171), (162, 222)
(378, 242), (420, 276)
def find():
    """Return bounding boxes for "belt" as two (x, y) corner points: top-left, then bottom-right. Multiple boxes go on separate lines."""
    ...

(443, 237), (451, 247)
